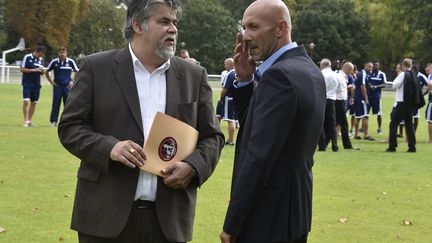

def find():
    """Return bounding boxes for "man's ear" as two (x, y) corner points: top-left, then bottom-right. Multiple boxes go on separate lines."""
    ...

(276, 20), (288, 38)
(132, 20), (142, 33)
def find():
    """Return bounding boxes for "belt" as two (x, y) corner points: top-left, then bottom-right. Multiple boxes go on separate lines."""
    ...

(133, 200), (155, 209)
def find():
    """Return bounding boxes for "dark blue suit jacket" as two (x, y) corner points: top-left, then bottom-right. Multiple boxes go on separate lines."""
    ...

(224, 46), (326, 242)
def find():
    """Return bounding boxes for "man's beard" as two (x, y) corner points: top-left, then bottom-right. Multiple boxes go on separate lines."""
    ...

(155, 35), (176, 60)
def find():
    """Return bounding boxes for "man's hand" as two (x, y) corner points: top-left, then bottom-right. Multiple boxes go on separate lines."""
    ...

(233, 32), (256, 81)
(68, 81), (74, 89)
(220, 231), (236, 243)
(110, 140), (146, 168)
(36, 67), (44, 74)
(50, 80), (57, 86)
(161, 161), (194, 189)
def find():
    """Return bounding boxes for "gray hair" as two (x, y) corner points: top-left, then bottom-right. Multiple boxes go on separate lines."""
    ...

(123, 0), (182, 41)
(320, 58), (331, 68)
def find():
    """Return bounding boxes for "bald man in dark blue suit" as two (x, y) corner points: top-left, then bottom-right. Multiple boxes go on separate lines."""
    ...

(220, 1), (326, 242)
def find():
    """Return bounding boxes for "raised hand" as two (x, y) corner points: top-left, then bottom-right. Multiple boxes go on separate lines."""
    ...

(233, 32), (256, 81)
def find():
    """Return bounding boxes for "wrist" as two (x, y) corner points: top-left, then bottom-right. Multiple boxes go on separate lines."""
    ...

(235, 73), (253, 82)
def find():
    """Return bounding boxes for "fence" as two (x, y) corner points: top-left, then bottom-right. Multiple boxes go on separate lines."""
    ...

(0, 67), (395, 91)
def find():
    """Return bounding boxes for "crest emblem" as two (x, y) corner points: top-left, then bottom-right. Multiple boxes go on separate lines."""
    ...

(158, 137), (177, 161)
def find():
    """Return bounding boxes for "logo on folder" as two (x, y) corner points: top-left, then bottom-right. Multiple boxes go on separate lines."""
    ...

(158, 137), (177, 161)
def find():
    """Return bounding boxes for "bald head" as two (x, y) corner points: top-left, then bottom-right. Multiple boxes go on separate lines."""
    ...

(224, 58), (234, 70)
(242, 0), (292, 61)
(342, 62), (354, 75)
(246, 0), (291, 30)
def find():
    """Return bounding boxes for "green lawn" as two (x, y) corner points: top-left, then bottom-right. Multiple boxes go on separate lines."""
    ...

(0, 83), (431, 242)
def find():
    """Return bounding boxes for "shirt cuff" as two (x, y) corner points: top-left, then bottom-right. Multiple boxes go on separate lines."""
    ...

(233, 76), (255, 88)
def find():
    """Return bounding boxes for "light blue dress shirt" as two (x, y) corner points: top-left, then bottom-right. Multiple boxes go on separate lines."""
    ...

(235, 42), (298, 87)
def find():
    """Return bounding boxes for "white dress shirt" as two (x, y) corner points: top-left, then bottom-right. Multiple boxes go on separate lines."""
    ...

(392, 71), (405, 107)
(129, 44), (169, 201)
(336, 70), (348, 100)
(321, 67), (339, 100)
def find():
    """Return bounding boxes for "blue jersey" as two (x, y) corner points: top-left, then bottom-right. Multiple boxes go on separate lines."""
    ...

(21, 53), (44, 87)
(354, 69), (369, 101)
(223, 69), (236, 97)
(346, 74), (354, 99)
(420, 72), (431, 103)
(47, 58), (79, 85)
(369, 70), (386, 98)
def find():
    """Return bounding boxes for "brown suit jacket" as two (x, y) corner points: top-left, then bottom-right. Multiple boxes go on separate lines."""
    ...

(58, 47), (224, 241)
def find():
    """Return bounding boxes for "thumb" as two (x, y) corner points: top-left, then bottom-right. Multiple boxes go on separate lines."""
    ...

(161, 163), (177, 174)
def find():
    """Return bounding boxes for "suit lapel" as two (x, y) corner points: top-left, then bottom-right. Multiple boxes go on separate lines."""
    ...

(113, 47), (144, 135)
(165, 57), (182, 117)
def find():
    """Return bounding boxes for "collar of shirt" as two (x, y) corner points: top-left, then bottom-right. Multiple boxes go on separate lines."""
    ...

(257, 42), (298, 78)
(128, 43), (170, 74)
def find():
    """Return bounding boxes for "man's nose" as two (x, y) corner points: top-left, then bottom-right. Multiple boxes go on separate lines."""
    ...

(168, 23), (177, 33)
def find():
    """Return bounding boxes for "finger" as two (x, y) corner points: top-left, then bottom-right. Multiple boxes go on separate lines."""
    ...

(242, 38), (247, 53)
(118, 155), (136, 168)
(163, 175), (180, 188)
(247, 57), (256, 68)
(235, 32), (242, 47)
(161, 163), (176, 174)
(124, 150), (143, 167)
(233, 42), (243, 56)
(129, 144), (146, 162)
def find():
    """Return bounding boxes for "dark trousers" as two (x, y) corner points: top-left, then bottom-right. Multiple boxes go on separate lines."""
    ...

(335, 99), (352, 148)
(319, 99), (338, 150)
(78, 201), (181, 243)
(389, 102), (416, 150)
(50, 85), (69, 123)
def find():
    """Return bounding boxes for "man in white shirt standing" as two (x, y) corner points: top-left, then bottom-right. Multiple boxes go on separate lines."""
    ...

(336, 62), (356, 149)
(58, 0), (224, 242)
(386, 58), (417, 152)
(318, 58), (340, 152)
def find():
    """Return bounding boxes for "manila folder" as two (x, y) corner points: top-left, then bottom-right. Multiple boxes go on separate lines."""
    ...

(140, 112), (199, 177)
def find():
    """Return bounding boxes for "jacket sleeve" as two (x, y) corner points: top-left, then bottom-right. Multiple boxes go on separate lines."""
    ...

(183, 68), (224, 188)
(57, 57), (119, 174)
(223, 68), (297, 237)
(229, 81), (254, 124)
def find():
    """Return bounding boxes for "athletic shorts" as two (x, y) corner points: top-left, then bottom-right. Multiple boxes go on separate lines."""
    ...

(22, 86), (41, 102)
(222, 96), (237, 121)
(345, 100), (355, 115)
(369, 97), (382, 115)
(426, 102), (432, 123)
(354, 99), (369, 118)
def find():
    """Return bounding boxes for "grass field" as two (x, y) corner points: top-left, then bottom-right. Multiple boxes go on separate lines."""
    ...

(0, 83), (431, 242)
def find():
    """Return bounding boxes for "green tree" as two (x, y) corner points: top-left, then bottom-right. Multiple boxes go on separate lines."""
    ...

(68, 0), (126, 56)
(0, 0), (7, 48)
(178, 0), (237, 74)
(355, 0), (432, 72)
(355, 0), (414, 71)
(293, 0), (369, 66)
(5, 0), (89, 49)
(404, 0), (432, 68)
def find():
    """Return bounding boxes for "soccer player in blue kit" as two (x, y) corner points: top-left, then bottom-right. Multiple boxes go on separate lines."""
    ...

(424, 63), (432, 143)
(353, 62), (374, 140)
(369, 61), (387, 135)
(45, 47), (79, 127)
(20, 46), (46, 127)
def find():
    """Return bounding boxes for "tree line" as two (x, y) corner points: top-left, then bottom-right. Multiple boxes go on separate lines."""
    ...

(0, 0), (430, 75)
